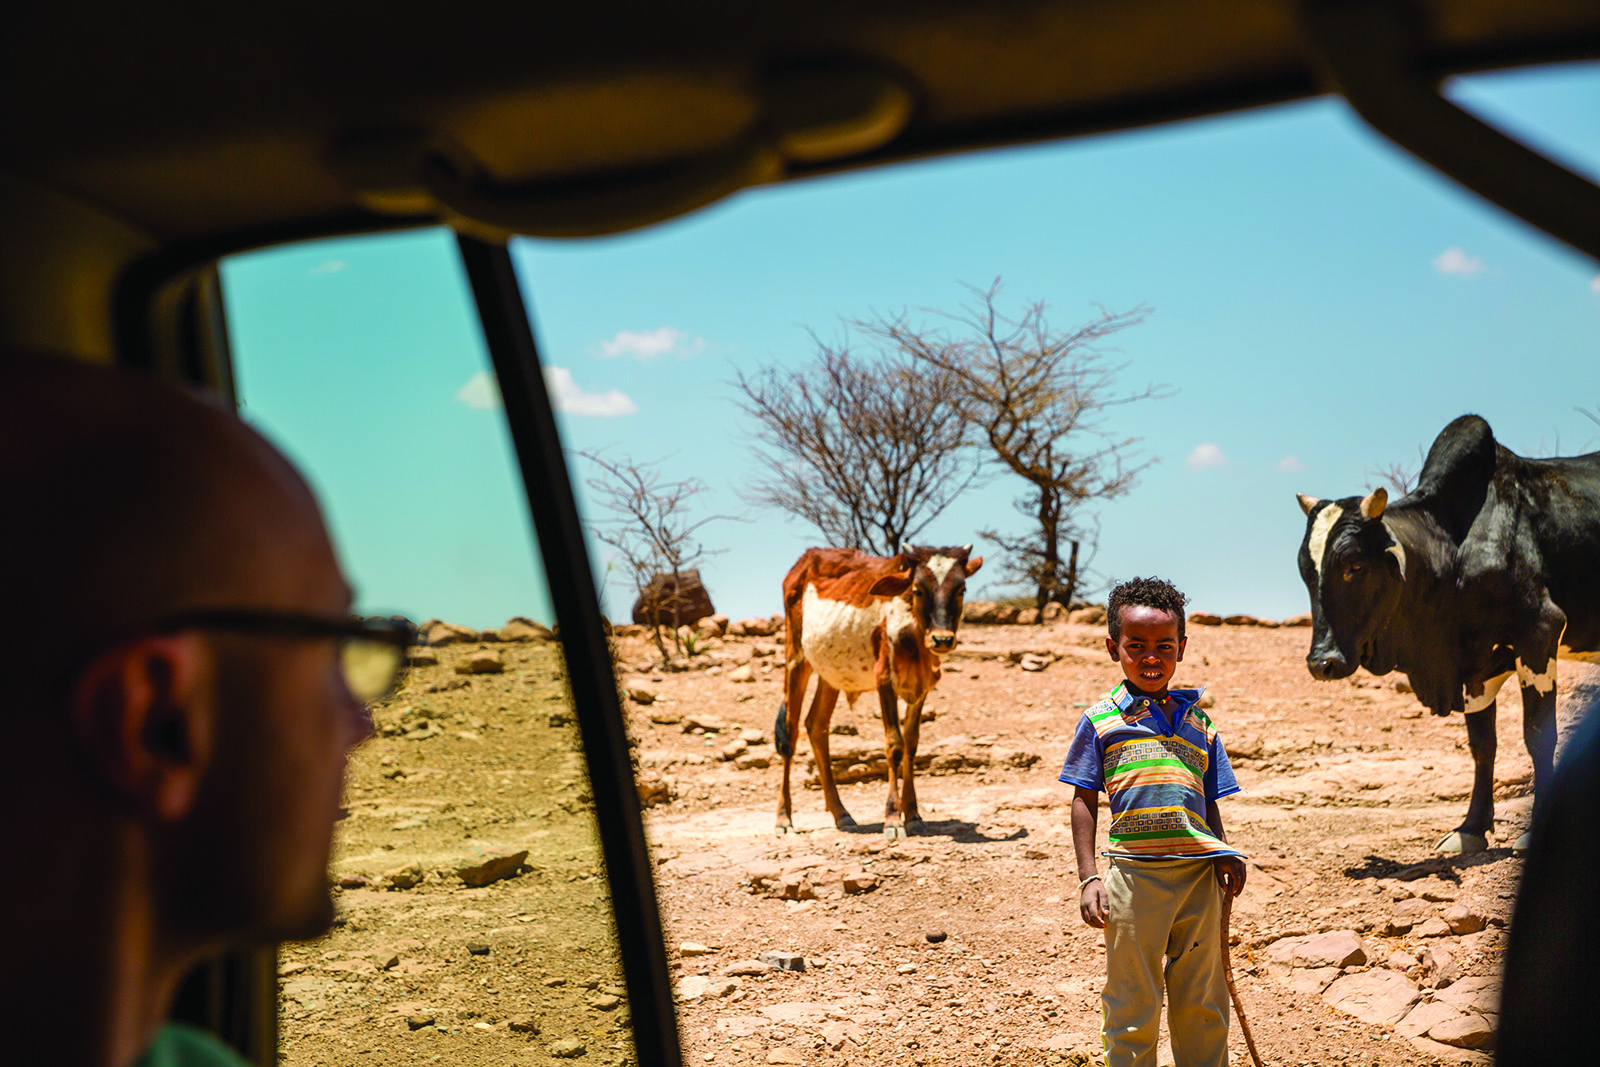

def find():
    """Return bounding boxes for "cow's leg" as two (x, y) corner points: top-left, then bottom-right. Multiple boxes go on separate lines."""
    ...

(775, 658), (812, 834)
(877, 681), (908, 839)
(899, 695), (927, 828)
(1518, 652), (1561, 854)
(1438, 671), (1509, 854)
(804, 682), (853, 828)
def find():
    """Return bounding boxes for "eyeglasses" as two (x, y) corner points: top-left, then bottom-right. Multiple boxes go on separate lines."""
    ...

(156, 609), (416, 703)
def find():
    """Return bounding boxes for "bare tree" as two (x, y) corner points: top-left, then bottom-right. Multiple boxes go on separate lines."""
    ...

(576, 450), (735, 664)
(1366, 444), (1427, 495)
(733, 338), (980, 556)
(865, 281), (1165, 615)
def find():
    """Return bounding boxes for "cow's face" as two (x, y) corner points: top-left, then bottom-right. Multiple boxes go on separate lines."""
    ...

(901, 543), (984, 654)
(1296, 488), (1408, 680)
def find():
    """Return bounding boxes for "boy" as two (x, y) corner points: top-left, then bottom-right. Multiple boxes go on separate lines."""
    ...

(1059, 577), (1247, 1067)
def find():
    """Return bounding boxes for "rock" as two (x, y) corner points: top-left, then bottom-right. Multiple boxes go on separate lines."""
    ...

(1223, 614), (1261, 626)
(1396, 1000), (1464, 1038)
(1041, 602), (1067, 622)
(730, 616), (780, 638)
(1189, 612), (1223, 626)
(590, 994), (622, 1011)
(1321, 969), (1421, 1026)
(506, 1014), (540, 1034)
(1068, 605), (1107, 626)
(406, 647), (439, 666)
(704, 978), (741, 999)
(925, 931), (948, 943)
(637, 775), (676, 808)
(498, 616), (554, 642)
(843, 871), (878, 894)
(727, 664), (755, 683)
(1267, 930), (1365, 970)
(383, 863), (424, 890)
(766, 1049), (804, 1065)
(718, 738), (749, 761)
(777, 872), (815, 900)
(1416, 944), (1460, 988)
(337, 873), (371, 889)
(1416, 917), (1452, 938)
(456, 849), (528, 887)
(424, 621), (479, 646)
(1287, 968), (1341, 994)
(1019, 652), (1051, 672)
(1394, 898), (1434, 919)
(466, 943), (491, 956)
(679, 942), (715, 957)
(1394, 677), (1415, 694)
(1430, 1013), (1494, 1049)
(740, 727), (768, 743)
(734, 752), (771, 771)
(407, 1012), (436, 1030)
(1281, 612), (1313, 627)
(455, 649), (505, 675)
(1196, 693), (1216, 709)
(648, 709), (681, 724)
(724, 959), (775, 977)
(682, 714), (726, 732)
(896, 963), (918, 974)
(631, 569), (715, 629)
(674, 976), (713, 1001)
(760, 952), (806, 972)
(548, 1037), (586, 1058)
(627, 687), (656, 705)
(1387, 950), (1419, 972)
(1016, 608), (1040, 625)
(745, 861), (782, 886)
(1417, 879), (1460, 902)
(962, 601), (1004, 624)
(1433, 975), (1501, 1016)
(1443, 904), (1486, 935)
(697, 614), (730, 637)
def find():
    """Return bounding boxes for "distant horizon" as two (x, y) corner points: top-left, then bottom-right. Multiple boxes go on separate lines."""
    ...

(222, 61), (1600, 630)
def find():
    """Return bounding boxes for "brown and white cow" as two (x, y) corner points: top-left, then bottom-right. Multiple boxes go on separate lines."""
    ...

(774, 543), (982, 839)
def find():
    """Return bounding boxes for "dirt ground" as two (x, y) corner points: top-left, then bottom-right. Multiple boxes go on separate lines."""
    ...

(278, 617), (1597, 1067)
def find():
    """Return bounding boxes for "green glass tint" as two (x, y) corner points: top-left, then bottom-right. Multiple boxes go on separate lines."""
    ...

(220, 230), (637, 1067)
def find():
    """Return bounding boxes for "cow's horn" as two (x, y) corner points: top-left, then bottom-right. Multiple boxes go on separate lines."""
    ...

(1297, 493), (1320, 515)
(1386, 542), (1408, 580)
(900, 541), (914, 558)
(962, 542), (973, 554)
(1360, 487), (1388, 519)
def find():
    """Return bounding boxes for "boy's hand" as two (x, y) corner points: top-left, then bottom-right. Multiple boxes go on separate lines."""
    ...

(1080, 878), (1109, 928)
(1213, 855), (1247, 897)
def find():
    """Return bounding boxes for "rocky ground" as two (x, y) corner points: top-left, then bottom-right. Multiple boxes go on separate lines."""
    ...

(277, 614), (1597, 1067)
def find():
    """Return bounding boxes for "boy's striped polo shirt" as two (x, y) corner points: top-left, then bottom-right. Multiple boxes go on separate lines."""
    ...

(1058, 682), (1243, 860)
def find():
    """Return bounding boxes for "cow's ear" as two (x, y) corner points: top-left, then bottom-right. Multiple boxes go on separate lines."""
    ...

(869, 569), (914, 598)
(1297, 493), (1320, 515)
(964, 555), (984, 577)
(1385, 542), (1407, 580)
(1360, 487), (1387, 519)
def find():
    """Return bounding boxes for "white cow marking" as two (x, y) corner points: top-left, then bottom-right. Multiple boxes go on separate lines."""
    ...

(1516, 657), (1557, 695)
(925, 555), (958, 584)
(1465, 671), (1511, 713)
(800, 585), (885, 695)
(1306, 504), (1344, 579)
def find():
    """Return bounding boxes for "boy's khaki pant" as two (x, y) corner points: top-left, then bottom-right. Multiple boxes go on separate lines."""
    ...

(1101, 856), (1228, 1067)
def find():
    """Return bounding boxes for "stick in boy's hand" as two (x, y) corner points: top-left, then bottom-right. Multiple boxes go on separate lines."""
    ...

(1213, 854), (1247, 897)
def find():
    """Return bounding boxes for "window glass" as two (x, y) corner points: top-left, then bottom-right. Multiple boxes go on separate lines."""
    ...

(221, 229), (636, 1066)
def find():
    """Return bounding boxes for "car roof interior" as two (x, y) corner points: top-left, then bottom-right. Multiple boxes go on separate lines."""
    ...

(3, 0), (1597, 368)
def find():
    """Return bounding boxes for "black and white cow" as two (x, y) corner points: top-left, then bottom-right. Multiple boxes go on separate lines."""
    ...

(1295, 415), (1600, 853)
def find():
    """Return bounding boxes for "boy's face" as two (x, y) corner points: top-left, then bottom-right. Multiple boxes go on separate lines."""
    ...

(1107, 605), (1186, 694)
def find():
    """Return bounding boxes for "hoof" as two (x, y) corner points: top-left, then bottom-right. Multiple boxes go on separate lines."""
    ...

(883, 822), (908, 841)
(834, 812), (857, 829)
(1435, 830), (1488, 854)
(1513, 831), (1532, 855)
(775, 820), (794, 836)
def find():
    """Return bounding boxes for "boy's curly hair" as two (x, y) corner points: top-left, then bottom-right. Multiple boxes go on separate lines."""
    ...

(1107, 576), (1188, 642)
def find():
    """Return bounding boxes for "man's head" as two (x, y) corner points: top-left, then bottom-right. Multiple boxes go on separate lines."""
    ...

(1, 354), (366, 951)
(1106, 577), (1188, 695)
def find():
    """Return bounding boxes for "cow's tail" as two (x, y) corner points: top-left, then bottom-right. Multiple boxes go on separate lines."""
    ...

(774, 702), (792, 758)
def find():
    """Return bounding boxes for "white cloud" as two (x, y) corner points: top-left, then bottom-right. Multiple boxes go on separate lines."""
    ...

(543, 366), (638, 417)
(1590, 273), (1600, 292)
(1432, 246), (1484, 276)
(456, 370), (501, 410)
(598, 326), (703, 360)
(1186, 443), (1226, 471)
(308, 259), (346, 275)
(1274, 454), (1308, 473)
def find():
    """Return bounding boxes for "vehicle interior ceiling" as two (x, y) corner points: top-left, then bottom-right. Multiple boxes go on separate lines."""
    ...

(0, 2), (1596, 1063)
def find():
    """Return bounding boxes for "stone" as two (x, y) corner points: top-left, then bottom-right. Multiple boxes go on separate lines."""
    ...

(627, 687), (656, 705)
(1068, 604), (1107, 625)
(407, 1012), (437, 1030)
(1430, 1013), (1494, 1049)
(896, 963), (918, 974)
(548, 1037), (586, 1058)
(1287, 968), (1341, 994)
(590, 994), (622, 1011)
(1223, 614), (1261, 626)
(674, 976), (713, 1000)
(718, 738), (749, 761)
(727, 664), (755, 683)
(1016, 608), (1040, 625)
(498, 616), (553, 642)
(1281, 612), (1313, 627)
(1189, 612), (1223, 626)
(1322, 969), (1421, 1026)
(962, 601), (1003, 624)
(1019, 653), (1051, 672)
(455, 649), (504, 675)
(1396, 1000), (1464, 1038)
(842, 871), (878, 894)
(337, 873), (371, 889)
(724, 959), (776, 977)
(697, 614), (730, 637)
(679, 942), (714, 957)
(1387, 950), (1419, 972)
(1433, 975), (1501, 1016)
(1394, 898), (1434, 919)
(1417, 880), (1460, 902)
(766, 1050), (804, 1065)
(682, 714), (726, 732)
(648, 709), (681, 725)
(760, 952), (806, 972)
(1041, 601), (1067, 622)
(424, 621), (478, 646)
(744, 860), (781, 886)
(406, 647), (439, 666)
(1443, 904), (1486, 934)
(506, 1014), (539, 1033)
(1266, 930), (1365, 971)
(734, 752), (771, 771)
(637, 775), (676, 808)
(466, 943), (491, 956)
(456, 849), (528, 887)
(1416, 944), (1460, 988)
(631, 569), (715, 629)
(1416, 917), (1452, 938)
(730, 616), (781, 638)
(777, 872), (815, 900)
(383, 863), (424, 890)
(925, 931), (948, 943)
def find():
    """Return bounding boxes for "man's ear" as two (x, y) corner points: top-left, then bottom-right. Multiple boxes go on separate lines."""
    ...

(1176, 635), (1187, 662)
(70, 634), (211, 822)
(1105, 635), (1119, 662)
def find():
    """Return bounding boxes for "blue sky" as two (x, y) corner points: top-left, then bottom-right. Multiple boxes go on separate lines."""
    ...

(222, 62), (1599, 628)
